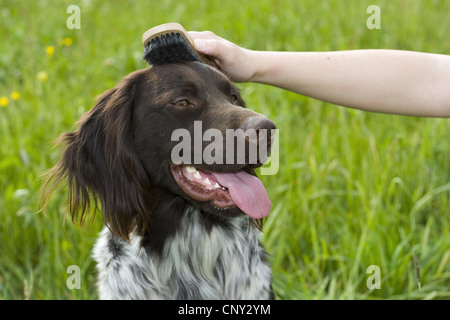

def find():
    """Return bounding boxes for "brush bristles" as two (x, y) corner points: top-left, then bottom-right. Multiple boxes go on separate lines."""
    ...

(143, 32), (201, 66)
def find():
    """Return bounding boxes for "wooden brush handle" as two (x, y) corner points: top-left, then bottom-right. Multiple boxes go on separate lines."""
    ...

(142, 22), (217, 68)
(142, 23), (191, 47)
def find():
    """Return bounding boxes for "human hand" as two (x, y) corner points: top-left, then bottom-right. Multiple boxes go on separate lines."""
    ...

(188, 31), (256, 82)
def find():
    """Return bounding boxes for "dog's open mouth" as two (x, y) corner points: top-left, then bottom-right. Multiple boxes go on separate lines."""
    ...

(171, 164), (271, 219)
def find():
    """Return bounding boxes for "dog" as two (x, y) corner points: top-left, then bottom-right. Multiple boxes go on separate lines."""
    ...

(44, 61), (276, 299)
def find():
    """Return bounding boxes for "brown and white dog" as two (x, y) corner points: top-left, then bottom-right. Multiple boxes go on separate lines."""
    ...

(44, 61), (276, 299)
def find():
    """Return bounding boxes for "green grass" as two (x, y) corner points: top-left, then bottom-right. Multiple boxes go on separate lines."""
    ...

(1, 0), (449, 300)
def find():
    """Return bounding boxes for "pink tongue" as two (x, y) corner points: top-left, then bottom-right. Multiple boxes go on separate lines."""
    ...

(211, 171), (271, 219)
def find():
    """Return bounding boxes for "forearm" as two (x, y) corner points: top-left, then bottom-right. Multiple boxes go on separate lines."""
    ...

(248, 49), (450, 117)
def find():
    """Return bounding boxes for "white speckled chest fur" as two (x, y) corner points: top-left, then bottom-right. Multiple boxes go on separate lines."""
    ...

(93, 205), (273, 299)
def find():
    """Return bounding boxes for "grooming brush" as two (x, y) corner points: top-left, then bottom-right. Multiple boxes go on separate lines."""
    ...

(142, 22), (216, 67)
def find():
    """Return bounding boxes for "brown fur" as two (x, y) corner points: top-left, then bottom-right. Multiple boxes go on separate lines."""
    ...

(41, 62), (275, 242)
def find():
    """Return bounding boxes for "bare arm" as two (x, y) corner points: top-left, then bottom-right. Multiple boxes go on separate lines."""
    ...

(249, 50), (450, 117)
(189, 31), (450, 117)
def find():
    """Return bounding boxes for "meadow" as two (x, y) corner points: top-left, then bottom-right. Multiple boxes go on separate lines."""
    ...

(0, 0), (449, 300)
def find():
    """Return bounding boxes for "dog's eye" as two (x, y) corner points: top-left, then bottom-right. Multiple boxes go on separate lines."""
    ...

(231, 95), (239, 104)
(174, 99), (190, 107)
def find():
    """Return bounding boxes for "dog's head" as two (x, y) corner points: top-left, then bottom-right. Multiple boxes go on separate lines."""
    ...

(43, 62), (276, 240)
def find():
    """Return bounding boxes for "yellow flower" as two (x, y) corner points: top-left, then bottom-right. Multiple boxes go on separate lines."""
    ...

(63, 37), (73, 46)
(46, 46), (55, 58)
(11, 91), (20, 100)
(37, 71), (48, 82)
(0, 96), (9, 108)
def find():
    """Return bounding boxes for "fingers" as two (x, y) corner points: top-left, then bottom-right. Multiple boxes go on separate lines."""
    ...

(188, 31), (223, 56)
(188, 31), (220, 41)
(187, 30), (254, 82)
(193, 39), (222, 57)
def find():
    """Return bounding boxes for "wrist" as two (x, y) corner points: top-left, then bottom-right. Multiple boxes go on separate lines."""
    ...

(246, 50), (266, 83)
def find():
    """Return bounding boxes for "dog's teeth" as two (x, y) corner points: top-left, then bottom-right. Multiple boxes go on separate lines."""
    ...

(193, 171), (202, 179)
(185, 166), (197, 173)
(221, 187), (227, 191)
(214, 183), (221, 189)
(203, 178), (211, 185)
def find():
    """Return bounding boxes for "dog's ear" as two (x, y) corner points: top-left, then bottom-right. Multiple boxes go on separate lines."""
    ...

(42, 72), (151, 240)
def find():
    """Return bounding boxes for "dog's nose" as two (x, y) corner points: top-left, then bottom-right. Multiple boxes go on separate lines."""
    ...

(242, 117), (276, 166)
(242, 116), (276, 138)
